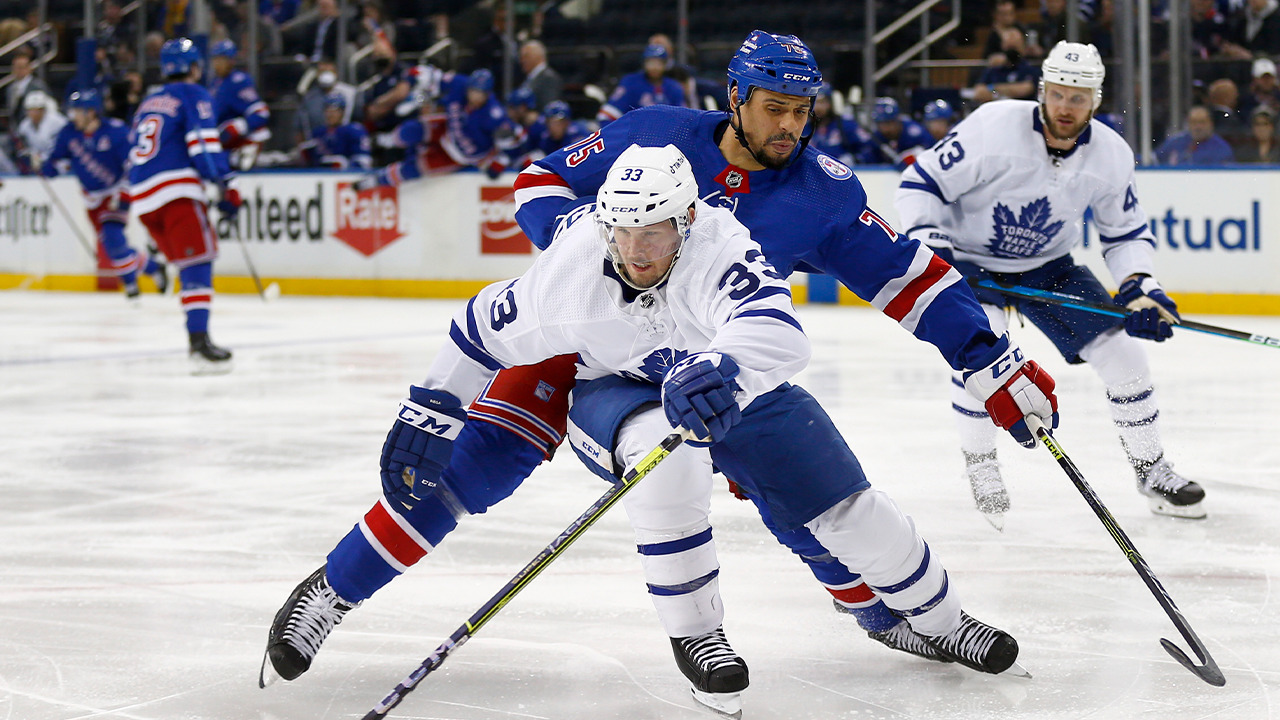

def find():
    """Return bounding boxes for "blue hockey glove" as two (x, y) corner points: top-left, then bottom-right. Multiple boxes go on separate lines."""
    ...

(379, 386), (468, 509)
(661, 352), (743, 446)
(963, 339), (1059, 448)
(1114, 276), (1180, 342)
(216, 182), (242, 220)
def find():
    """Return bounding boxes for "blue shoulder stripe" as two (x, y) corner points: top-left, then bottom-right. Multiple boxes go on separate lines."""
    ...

(900, 163), (947, 203)
(1099, 225), (1151, 244)
(450, 320), (504, 371)
(734, 285), (791, 309)
(733, 308), (804, 333)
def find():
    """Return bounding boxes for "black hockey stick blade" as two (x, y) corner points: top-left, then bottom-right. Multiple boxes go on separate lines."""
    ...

(969, 277), (1280, 350)
(362, 428), (693, 719)
(1025, 415), (1226, 687)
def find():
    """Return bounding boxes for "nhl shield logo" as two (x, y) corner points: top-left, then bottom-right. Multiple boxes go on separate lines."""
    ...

(726, 171), (743, 189)
(817, 154), (853, 180)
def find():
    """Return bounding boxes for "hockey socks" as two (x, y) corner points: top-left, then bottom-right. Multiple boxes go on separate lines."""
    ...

(179, 263), (214, 334)
(326, 495), (459, 604)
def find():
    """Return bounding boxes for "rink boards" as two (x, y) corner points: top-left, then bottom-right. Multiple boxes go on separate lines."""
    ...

(1, 167), (1277, 314)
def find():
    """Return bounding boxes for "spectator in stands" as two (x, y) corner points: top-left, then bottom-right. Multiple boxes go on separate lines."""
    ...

(1207, 77), (1249, 150)
(1028, 0), (1070, 57)
(983, 0), (1027, 62)
(298, 57), (360, 142)
(596, 44), (686, 125)
(971, 27), (1040, 104)
(5, 49), (48, 125)
(469, 2), (515, 77)
(296, 0), (347, 64)
(537, 100), (591, 156)
(1221, 0), (1280, 59)
(15, 91), (67, 173)
(866, 96), (933, 167)
(1191, 0), (1228, 57)
(1156, 104), (1234, 165)
(1237, 104), (1280, 161)
(519, 40), (563, 112)
(810, 84), (872, 165)
(97, 1), (135, 58)
(358, 0), (395, 49)
(922, 98), (957, 142)
(384, 0), (430, 54)
(1088, 0), (1115, 58)
(1242, 57), (1280, 115)
(261, 0), (300, 26)
(363, 42), (410, 133)
(302, 93), (372, 170)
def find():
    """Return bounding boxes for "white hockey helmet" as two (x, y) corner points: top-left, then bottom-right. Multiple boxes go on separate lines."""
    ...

(1039, 41), (1105, 111)
(596, 143), (699, 289)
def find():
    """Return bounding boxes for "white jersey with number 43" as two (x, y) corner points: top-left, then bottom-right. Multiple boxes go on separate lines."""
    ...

(428, 199), (810, 408)
(896, 99), (1157, 283)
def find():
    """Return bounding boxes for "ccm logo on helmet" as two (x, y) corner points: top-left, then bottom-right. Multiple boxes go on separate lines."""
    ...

(783, 73), (811, 81)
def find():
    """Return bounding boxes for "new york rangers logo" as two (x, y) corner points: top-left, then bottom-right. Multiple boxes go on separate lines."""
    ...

(987, 197), (1064, 258)
(817, 154), (852, 180)
(534, 380), (556, 402)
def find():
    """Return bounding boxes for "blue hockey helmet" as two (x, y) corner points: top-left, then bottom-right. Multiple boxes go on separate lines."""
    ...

(543, 100), (571, 120)
(211, 39), (238, 59)
(507, 86), (537, 110)
(68, 88), (104, 114)
(922, 98), (954, 122)
(872, 97), (900, 123)
(642, 43), (669, 61)
(467, 68), (495, 93)
(160, 38), (201, 77)
(323, 92), (347, 111)
(726, 30), (823, 105)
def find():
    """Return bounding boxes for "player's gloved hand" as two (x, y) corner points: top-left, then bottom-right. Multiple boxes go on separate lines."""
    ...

(907, 226), (956, 265)
(662, 352), (743, 447)
(484, 159), (506, 180)
(217, 181), (242, 219)
(1114, 275), (1180, 342)
(219, 118), (248, 148)
(320, 154), (349, 170)
(379, 386), (468, 510)
(963, 339), (1059, 449)
(354, 174), (381, 192)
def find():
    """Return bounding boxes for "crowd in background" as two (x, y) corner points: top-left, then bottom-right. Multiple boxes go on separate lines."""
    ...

(1, 0), (1279, 178)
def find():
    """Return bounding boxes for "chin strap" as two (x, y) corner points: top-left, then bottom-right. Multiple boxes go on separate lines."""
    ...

(728, 86), (816, 170)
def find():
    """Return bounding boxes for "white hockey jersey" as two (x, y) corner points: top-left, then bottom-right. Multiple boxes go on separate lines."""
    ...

(895, 100), (1156, 283)
(425, 199), (810, 410)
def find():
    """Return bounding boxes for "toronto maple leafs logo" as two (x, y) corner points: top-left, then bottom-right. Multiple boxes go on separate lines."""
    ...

(987, 198), (1064, 259)
(622, 347), (690, 384)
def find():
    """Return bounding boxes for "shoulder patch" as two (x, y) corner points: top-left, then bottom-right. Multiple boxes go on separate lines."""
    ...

(817, 154), (852, 180)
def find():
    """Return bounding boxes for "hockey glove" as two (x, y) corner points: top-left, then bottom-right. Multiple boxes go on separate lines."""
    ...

(1114, 276), (1180, 342)
(353, 173), (381, 192)
(217, 182), (242, 220)
(379, 386), (468, 510)
(219, 118), (249, 149)
(963, 340), (1059, 448)
(661, 352), (743, 447)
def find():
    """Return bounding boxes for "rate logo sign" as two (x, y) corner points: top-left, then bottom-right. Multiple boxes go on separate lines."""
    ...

(332, 183), (405, 257)
(479, 186), (532, 254)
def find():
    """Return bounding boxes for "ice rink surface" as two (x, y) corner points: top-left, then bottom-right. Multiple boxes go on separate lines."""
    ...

(2, 290), (1278, 720)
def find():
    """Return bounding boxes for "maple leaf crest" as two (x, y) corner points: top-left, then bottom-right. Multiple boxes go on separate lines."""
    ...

(986, 197), (1064, 259)
(623, 347), (690, 384)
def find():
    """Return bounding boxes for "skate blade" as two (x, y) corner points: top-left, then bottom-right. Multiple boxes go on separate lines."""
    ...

(980, 510), (1006, 532)
(690, 687), (742, 719)
(1001, 660), (1032, 679)
(259, 650), (283, 688)
(189, 356), (234, 376)
(1147, 497), (1207, 520)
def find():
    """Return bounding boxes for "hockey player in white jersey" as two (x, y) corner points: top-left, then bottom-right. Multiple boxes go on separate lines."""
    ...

(895, 41), (1205, 525)
(267, 144), (1034, 714)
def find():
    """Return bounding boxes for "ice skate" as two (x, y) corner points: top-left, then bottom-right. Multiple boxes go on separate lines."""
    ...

(189, 331), (233, 375)
(965, 451), (1009, 530)
(671, 626), (749, 718)
(149, 263), (171, 294)
(832, 599), (951, 663)
(260, 565), (358, 688)
(922, 611), (1021, 676)
(124, 281), (141, 306)
(1134, 455), (1206, 519)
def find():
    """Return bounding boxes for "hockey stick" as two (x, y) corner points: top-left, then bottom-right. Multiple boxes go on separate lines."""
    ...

(1025, 415), (1226, 687)
(227, 214), (280, 302)
(970, 278), (1280, 349)
(362, 428), (695, 720)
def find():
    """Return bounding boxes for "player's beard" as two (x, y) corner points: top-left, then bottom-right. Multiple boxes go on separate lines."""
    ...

(1046, 112), (1090, 142)
(750, 130), (799, 170)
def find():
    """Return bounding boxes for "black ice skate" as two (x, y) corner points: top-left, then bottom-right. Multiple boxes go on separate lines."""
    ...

(965, 450), (1009, 531)
(836, 601), (951, 663)
(189, 331), (233, 375)
(260, 565), (359, 688)
(671, 626), (749, 718)
(1134, 455), (1206, 519)
(150, 264), (170, 294)
(922, 611), (1023, 676)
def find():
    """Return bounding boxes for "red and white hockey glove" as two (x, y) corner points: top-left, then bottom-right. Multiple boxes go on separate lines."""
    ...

(963, 340), (1058, 448)
(219, 118), (249, 149)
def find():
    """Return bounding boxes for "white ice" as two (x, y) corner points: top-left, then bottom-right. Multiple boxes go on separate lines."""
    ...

(2, 290), (1278, 720)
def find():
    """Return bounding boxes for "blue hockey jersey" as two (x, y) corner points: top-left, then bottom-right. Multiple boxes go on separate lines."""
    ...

(512, 105), (1006, 373)
(868, 116), (934, 168)
(126, 82), (233, 215)
(597, 72), (686, 124)
(811, 114), (875, 166)
(210, 69), (271, 144)
(439, 74), (515, 165)
(42, 117), (132, 213)
(308, 122), (372, 170)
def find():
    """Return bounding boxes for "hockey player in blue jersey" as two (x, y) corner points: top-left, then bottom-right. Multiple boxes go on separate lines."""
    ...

(810, 83), (874, 165)
(263, 30), (1061, 702)
(301, 93), (371, 170)
(537, 100), (592, 156)
(209, 39), (271, 169)
(42, 88), (168, 300)
(867, 96), (934, 168)
(596, 43), (687, 125)
(127, 38), (242, 373)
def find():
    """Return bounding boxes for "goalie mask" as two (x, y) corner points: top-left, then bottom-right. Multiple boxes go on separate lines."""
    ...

(596, 144), (699, 290)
